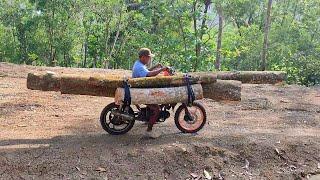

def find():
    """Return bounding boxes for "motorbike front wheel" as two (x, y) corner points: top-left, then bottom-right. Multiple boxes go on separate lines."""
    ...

(174, 102), (207, 133)
(100, 102), (135, 135)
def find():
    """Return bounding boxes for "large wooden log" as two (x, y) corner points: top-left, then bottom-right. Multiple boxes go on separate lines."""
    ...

(202, 80), (241, 101)
(27, 71), (60, 91)
(27, 72), (216, 97)
(60, 74), (121, 97)
(187, 72), (218, 84)
(216, 71), (286, 84)
(128, 73), (217, 88)
(114, 84), (203, 105)
(27, 71), (241, 101)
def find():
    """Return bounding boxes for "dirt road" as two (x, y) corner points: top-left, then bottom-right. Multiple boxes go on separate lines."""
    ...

(1, 63), (319, 179)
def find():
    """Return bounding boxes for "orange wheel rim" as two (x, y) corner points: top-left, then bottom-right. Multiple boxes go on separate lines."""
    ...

(178, 106), (204, 131)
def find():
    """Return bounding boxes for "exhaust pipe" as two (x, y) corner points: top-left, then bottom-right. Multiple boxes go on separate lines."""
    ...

(111, 110), (135, 121)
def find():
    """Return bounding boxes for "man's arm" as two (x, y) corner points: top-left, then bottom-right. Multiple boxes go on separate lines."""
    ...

(147, 67), (167, 77)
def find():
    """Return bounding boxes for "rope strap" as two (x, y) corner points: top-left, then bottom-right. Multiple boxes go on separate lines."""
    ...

(185, 74), (195, 106)
(123, 80), (131, 105)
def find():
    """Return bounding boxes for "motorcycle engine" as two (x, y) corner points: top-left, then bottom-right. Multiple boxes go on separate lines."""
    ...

(158, 110), (170, 122)
(138, 107), (150, 122)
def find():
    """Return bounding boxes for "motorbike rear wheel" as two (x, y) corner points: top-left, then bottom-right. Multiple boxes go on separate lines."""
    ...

(100, 102), (135, 135)
(174, 102), (207, 133)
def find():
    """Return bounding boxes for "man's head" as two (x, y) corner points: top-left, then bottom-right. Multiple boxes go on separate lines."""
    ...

(138, 48), (155, 65)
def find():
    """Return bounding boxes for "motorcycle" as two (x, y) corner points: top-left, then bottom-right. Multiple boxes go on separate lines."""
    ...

(99, 67), (207, 135)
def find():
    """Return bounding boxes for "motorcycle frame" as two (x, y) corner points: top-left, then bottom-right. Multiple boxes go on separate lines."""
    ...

(116, 102), (193, 123)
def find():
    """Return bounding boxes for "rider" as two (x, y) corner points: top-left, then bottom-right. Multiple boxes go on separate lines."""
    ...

(132, 48), (168, 137)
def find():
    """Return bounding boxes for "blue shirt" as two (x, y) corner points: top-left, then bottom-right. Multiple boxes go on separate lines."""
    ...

(132, 60), (149, 78)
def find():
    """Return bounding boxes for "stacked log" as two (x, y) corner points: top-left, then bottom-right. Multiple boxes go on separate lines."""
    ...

(27, 71), (60, 91)
(202, 80), (242, 101)
(61, 73), (216, 97)
(28, 72), (217, 97)
(216, 71), (286, 84)
(188, 72), (218, 84)
(27, 70), (285, 102)
(60, 74), (123, 97)
(127, 73), (216, 88)
(115, 84), (203, 105)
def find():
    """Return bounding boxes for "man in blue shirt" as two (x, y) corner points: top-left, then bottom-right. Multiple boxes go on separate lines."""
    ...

(132, 48), (168, 138)
(132, 48), (167, 78)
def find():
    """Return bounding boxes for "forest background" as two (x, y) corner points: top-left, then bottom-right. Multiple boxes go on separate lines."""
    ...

(0, 0), (319, 86)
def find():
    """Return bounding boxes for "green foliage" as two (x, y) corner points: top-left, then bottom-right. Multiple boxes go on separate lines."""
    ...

(0, 0), (319, 85)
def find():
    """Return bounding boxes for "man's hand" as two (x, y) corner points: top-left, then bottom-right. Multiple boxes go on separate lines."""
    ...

(155, 63), (163, 68)
(149, 63), (163, 71)
(147, 66), (168, 77)
(162, 66), (169, 71)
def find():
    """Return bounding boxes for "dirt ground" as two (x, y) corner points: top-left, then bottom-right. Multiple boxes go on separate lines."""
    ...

(0, 62), (320, 180)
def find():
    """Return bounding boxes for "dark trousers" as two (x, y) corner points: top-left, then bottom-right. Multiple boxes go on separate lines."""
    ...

(147, 104), (160, 125)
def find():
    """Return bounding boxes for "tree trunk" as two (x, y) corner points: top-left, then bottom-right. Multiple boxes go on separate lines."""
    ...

(11, 19), (17, 59)
(17, 23), (28, 64)
(63, 52), (67, 67)
(216, 71), (286, 84)
(234, 18), (242, 36)
(202, 80), (241, 101)
(215, 3), (223, 70)
(193, 0), (199, 71)
(93, 55), (97, 68)
(261, 0), (273, 71)
(103, 17), (112, 68)
(27, 72), (217, 96)
(114, 84), (203, 105)
(194, 0), (211, 71)
(27, 72), (60, 91)
(59, 74), (212, 97)
(84, 41), (88, 68)
(50, 48), (56, 67)
(104, 8), (123, 69)
(48, 1), (56, 67)
(151, 5), (159, 33)
(27, 71), (244, 102)
(200, 0), (211, 39)
(171, 1), (187, 52)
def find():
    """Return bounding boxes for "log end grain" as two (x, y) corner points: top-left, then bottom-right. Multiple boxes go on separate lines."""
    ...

(27, 72), (60, 91)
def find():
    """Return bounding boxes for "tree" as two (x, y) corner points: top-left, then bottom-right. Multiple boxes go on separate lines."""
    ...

(261, 0), (273, 71)
(0, 0), (319, 85)
(215, 2), (223, 70)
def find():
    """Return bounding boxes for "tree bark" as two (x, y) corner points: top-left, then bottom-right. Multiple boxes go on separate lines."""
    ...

(171, 0), (187, 52)
(193, 0), (199, 71)
(151, 5), (159, 33)
(261, 0), (273, 71)
(59, 75), (211, 98)
(202, 80), (241, 101)
(115, 84), (203, 105)
(215, 3), (223, 70)
(200, 0), (211, 40)
(193, 0), (211, 71)
(104, 9), (123, 69)
(216, 71), (286, 84)
(103, 17), (112, 68)
(234, 18), (242, 36)
(49, 0), (56, 67)
(27, 72), (60, 91)
(83, 41), (87, 68)
(93, 55), (97, 68)
(17, 23), (28, 64)
(194, 0), (211, 71)
(27, 72), (217, 96)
